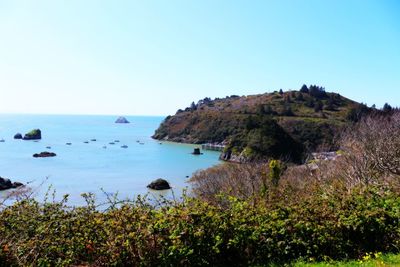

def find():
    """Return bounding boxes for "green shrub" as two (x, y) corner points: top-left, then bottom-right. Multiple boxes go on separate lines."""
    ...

(1, 185), (399, 266)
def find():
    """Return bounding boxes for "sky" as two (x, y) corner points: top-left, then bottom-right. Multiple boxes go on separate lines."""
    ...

(0, 0), (399, 116)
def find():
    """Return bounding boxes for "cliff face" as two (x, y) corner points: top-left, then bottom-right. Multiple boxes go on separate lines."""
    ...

(153, 88), (370, 162)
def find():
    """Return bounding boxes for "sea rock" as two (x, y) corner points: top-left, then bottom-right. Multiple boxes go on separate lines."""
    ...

(23, 129), (41, 140)
(0, 177), (23, 191)
(147, 178), (171, 190)
(115, 116), (130, 123)
(192, 148), (202, 155)
(33, 151), (56, 158)
(14, 133), (23, 139)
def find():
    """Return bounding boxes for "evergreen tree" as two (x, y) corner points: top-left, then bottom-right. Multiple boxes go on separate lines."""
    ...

(383, 103), (393, 113)
(300, 84), (309, 93)
(190, 101), (197, 111)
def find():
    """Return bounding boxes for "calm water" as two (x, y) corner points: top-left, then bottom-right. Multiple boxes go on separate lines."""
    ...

(0, 115), (220, 205)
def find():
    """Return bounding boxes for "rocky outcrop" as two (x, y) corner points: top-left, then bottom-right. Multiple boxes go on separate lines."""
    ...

(33, 151), (56, 158)
(23, 129), (41, 140)
(192, 148), (202, 155)
(0, 177), (23, 191)
(115, 116), (130, 123)
(14, 133), (23, 139)
(219, 151), (250, 163)
(147, 178), (171, 190)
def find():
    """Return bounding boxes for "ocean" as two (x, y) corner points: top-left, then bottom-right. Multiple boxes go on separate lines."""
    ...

(0, 115), (221, 205)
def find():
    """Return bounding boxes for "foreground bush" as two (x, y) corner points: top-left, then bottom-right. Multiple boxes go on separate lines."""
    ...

(0, 185), (399, 266)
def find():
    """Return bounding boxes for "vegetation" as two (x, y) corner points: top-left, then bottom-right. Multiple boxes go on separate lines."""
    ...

(294, 253), (400, 266)
(153, 85), (382, 162)
(0, 112), (399, 266)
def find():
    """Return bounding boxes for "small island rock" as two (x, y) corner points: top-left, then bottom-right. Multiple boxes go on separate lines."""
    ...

(33, 151), (56, 158)
(192, 148), (202, 155)
(0, 177), (23, 191)
(147, 178), (171, 190)
(23, 129), (41, 140)
(14, 133), (23, 139)
(115, 116), (130, 123)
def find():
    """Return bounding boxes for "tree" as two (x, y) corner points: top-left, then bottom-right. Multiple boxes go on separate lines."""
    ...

(279, 89), (284, 95)
(309, 85), (327, 98)
(346, 103), (370, 122)
(295, 93), (304, 101)
(269, 160), (283, 187)
(306, 98), (315, 108)
(300, 84), (309, 93)
(282, 105), (294, 116)
(325, 96), (335, 111)
(314, 100), (323, 112)
(383, 103), (393, 113)
(190, 101), (197, 111)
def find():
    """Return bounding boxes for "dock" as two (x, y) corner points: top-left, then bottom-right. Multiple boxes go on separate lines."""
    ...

(201, 143), (225, 152)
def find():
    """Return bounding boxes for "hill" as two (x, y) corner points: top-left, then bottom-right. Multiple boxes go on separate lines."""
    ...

(153, 85), (372, 162)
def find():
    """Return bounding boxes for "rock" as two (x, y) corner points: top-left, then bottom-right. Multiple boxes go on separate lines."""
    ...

(91, 139), (97, 142)
(23, 129), (41, 140)
(219, 151), (249, 163)
(84, 141), (89, 144)
(0, 177), (23, 191)
(14, 133), (23, 139)
(66, 142), (72, 145)
(121, 145), (128, 148)
(147, 178), (171, 190)
(46, 146), (51, 149)
(12, 182), (24, 188)
(192, 148), (202, 155)
(33, 151), (56, 158)
(115, 116), (130, 123)
(0, 177), (12, 190)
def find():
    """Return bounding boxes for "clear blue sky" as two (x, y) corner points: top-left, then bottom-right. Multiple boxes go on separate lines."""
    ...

(0, 0), (399, 115)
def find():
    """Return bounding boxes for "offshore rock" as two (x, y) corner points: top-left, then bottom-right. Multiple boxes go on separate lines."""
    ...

(0, 177), (23, 191)
(23, 129), (41, 140)
(33, 151), (56, 158)
(115, 116), (130, 123)
(147, 178), (171, 190)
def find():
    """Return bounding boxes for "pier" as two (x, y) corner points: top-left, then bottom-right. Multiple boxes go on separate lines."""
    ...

(201, 143), (225, 152)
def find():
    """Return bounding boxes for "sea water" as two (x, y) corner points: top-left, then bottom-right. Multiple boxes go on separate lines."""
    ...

(0, 115), (221, 205)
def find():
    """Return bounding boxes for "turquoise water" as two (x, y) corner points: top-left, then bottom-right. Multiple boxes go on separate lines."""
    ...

(0, 115), (220, 205)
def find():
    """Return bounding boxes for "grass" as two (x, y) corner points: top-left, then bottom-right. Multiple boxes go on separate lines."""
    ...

(293, 253), (400, 266)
